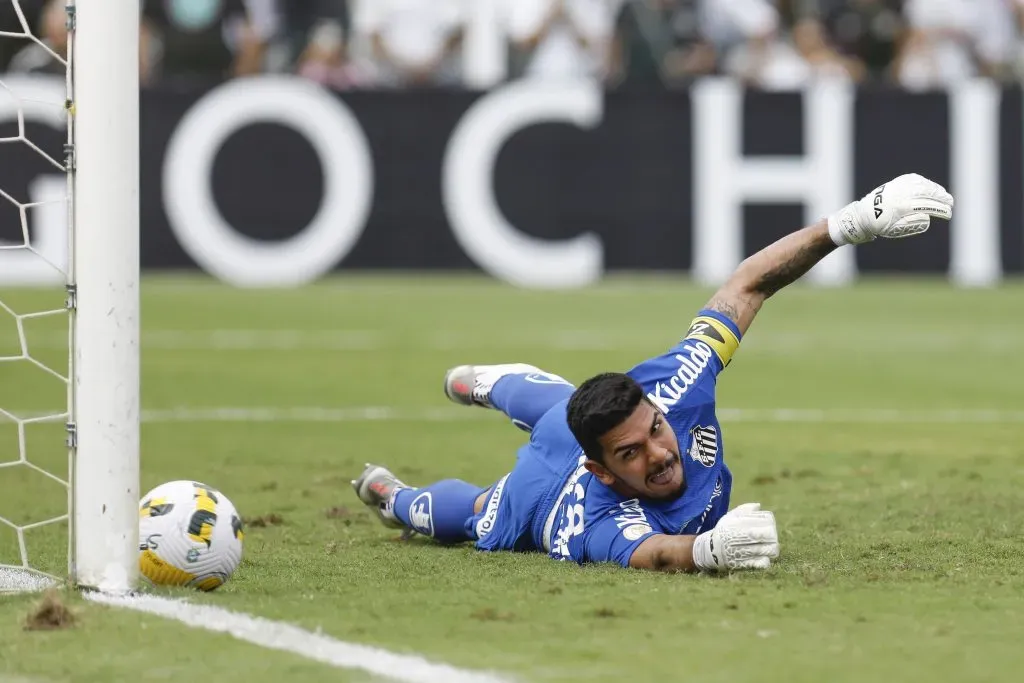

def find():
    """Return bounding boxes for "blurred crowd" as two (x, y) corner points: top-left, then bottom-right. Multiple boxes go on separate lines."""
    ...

(2, 0), (1024, 91)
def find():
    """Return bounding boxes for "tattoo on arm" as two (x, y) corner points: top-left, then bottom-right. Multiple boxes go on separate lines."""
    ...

(700, 222), (836, 337)
(751, 236), (837, 298)
(706, 297), (741, 321)
(705, 292), (760, 335)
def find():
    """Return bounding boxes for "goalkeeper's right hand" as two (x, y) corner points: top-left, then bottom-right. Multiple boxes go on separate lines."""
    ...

(691, 503), (780, 572)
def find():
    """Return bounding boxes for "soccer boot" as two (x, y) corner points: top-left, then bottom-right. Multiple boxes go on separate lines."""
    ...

(443, 363), (541, 408)
(351, 463), (407, 530)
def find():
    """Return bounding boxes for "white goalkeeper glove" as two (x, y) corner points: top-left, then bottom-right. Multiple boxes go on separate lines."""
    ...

(827, 173), (954, 246)
(692, 503), (780, 572)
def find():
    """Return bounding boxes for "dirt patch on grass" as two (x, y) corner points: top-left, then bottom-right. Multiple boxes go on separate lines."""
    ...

(244, 513), (285, 527)
(325, 506), (352, 519)
(24, 589), (76, 631)
(470, 607), (515, 622)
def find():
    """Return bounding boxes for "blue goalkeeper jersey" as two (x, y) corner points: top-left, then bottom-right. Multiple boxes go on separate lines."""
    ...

(542, 310), (742, 567)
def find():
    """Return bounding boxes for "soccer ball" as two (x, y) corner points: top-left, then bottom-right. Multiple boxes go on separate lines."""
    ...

(138, 480), (244, 591)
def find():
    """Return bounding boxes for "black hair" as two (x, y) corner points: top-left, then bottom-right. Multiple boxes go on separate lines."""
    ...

(566, 372), (645, 464)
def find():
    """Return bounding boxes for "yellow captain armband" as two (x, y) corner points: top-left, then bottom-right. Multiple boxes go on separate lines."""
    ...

(684, 316), (740, 367)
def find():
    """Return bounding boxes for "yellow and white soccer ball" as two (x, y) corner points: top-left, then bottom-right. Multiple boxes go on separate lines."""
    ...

(138, 480), (244, 591)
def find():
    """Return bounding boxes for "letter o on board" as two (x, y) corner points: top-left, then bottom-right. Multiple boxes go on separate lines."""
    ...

(163, 76), (373, 287)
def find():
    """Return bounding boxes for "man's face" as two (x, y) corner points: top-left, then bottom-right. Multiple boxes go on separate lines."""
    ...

(585, 400), (684, 501)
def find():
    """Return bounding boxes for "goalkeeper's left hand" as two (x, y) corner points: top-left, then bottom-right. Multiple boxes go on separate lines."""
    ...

(828, 173), (954, 246)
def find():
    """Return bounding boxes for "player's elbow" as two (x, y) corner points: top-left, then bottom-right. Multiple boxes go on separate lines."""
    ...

(727, 257), (774, 300)
(651, 549), (693, 573)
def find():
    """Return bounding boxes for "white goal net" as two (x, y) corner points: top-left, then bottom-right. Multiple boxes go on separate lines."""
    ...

(0, 0), (140, 594)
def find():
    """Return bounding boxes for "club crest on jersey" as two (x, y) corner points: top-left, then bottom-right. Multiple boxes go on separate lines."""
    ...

(688, 425), (718, 467)
(409, 492), (434, 537)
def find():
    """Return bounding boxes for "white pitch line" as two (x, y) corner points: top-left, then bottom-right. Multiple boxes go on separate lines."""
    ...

(14, 328), (1024, 353)
(144, 330), (383, 351)
(138, 406), (488, 423)
(130, 406), (1024, 424)
(715, 408), (1024, 424)
(4, 406), (1024, 425)
(85, 592), (513, 683)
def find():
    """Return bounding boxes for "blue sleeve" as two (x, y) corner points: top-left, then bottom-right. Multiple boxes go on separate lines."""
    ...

(581, 507), (661, 568)
(626, 309), (743, 414)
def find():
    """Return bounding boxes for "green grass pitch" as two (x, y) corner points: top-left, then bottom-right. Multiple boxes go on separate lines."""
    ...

(0, 274), (1022, 682)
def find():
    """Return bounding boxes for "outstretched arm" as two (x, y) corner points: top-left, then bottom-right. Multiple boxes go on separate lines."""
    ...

(705, 219), (835, 336)
(629, 503), (779, 573)
(703, 173), (954, 336)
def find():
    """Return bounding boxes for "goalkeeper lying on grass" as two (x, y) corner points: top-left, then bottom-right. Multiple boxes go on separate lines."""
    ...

(353, 174), (954, 573)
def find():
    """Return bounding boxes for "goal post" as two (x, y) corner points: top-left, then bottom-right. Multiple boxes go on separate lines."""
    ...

(69, 0), (141, 593)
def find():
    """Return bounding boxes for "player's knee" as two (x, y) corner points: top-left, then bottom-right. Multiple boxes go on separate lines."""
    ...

(473, 487), (492, 515)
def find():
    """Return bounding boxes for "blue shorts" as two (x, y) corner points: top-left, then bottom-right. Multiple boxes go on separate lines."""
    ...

(467, 399), (584, 553)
